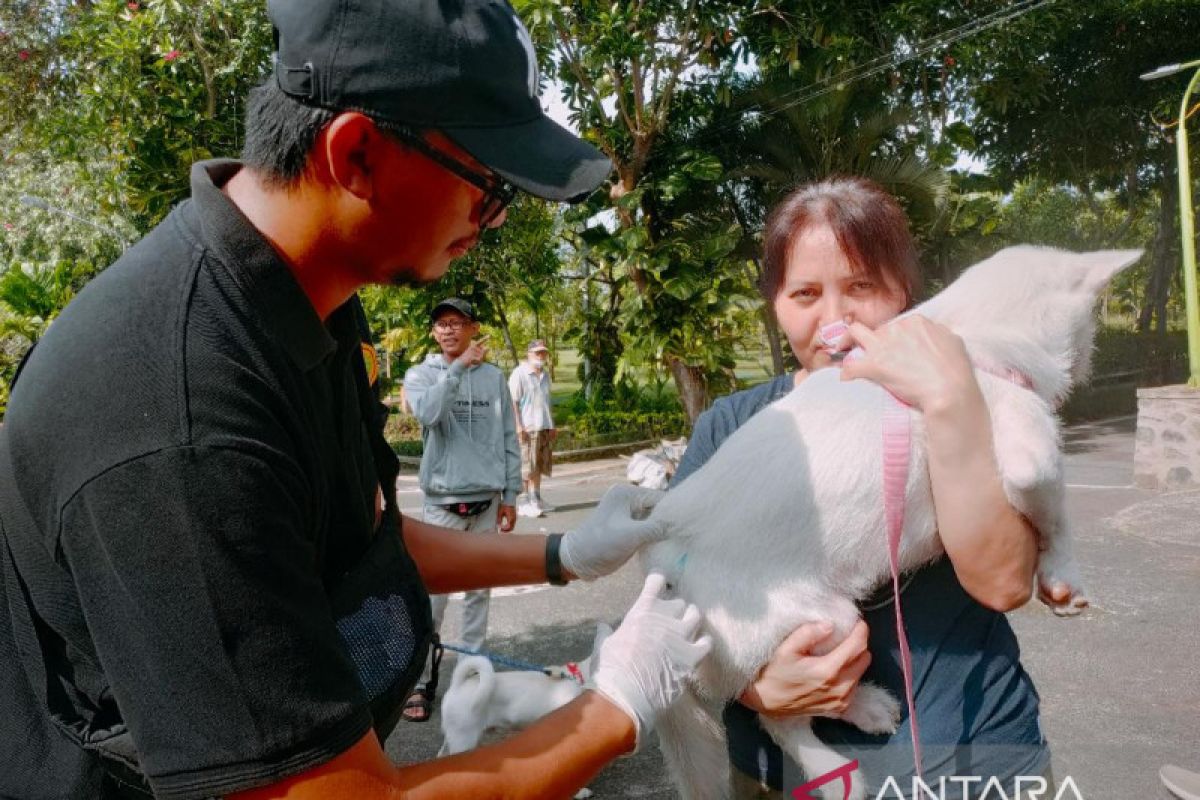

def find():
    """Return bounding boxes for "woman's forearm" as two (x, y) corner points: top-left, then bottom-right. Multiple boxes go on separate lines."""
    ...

(923, 379), (1038, 612)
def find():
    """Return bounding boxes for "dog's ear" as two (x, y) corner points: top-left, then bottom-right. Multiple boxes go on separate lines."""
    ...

(1077, 249), (1143, 296)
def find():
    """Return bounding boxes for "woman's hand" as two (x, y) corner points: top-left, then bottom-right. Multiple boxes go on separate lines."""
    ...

(843, 316), (1038, 611)
(840, 315), (976, 413)
(738, 621), (871, 718)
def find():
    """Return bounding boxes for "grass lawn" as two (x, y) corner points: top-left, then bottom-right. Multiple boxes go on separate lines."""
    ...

(539, 346), (781, 410)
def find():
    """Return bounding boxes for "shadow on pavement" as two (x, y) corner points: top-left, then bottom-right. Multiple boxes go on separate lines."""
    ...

(1061, 415), (1135, 454)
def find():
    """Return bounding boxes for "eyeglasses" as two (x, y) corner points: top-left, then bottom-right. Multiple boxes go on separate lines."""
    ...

(432, 319), (472, 332)
(374, 119), (517, 229)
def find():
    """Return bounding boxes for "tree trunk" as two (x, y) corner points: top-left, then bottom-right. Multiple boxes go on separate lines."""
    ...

(762, 305), (786, 376)
(1138, 186), (1178, 334)
(668, 356), (709, 424)
(493, 300), (520, 366)
(742, 254), (786, 377)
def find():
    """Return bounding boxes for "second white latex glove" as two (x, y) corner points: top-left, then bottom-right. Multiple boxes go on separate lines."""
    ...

(590, 573), (712, 751)
(560, 484), (667, 581)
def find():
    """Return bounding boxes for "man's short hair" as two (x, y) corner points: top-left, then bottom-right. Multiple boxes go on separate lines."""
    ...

(240, 79), (336, 188)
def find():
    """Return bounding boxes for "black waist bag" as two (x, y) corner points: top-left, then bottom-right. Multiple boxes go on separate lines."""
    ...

(330, 509), (433, 740)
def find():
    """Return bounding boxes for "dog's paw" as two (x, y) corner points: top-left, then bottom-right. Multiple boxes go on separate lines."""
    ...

(839, 683), (901, 735)
(1038, 576), (1090, 617)
(573, 789), (593, 800)
(1037, 556), (1089, 617)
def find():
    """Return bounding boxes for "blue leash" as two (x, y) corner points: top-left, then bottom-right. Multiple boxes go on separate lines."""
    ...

(439, 641), (552, 675)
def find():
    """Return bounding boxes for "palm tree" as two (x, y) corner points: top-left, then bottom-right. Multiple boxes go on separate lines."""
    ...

(733, 76), (950, 233)
(699, 74), (950, 375)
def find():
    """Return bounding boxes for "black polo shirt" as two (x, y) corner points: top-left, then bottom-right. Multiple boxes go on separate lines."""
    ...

(0, 160), (398, 798)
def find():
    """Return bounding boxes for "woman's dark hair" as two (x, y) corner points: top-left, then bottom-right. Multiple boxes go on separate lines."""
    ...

(759, 177), (919, 308)
(241, 79), (336, 187)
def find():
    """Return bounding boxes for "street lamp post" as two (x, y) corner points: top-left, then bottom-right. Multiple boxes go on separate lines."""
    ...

(18, 194), (129, 247)
(1141, 59), (1200, 387)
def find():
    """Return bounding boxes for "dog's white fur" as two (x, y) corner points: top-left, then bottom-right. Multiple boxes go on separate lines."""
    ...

(439, 624), (612, 783)
(641, 246), (1142, 800)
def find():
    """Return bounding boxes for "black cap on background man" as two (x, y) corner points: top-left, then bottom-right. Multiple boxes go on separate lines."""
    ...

(268, 0), (611, 202)
(431, 298), (477, 323)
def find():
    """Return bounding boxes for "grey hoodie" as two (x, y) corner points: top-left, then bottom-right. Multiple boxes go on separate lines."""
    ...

(403, 353), (522, 505)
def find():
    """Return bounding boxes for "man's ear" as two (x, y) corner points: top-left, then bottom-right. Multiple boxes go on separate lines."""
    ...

(320, 112), (385, 201)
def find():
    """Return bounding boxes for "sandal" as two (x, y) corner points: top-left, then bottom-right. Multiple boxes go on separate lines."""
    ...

(402, 686), (435, 723)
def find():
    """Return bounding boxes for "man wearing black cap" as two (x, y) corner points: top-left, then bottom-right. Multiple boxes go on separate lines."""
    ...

(0, 1), (710, 799)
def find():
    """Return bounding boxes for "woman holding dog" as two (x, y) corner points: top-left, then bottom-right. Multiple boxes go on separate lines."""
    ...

(672, 177), (1056, 798)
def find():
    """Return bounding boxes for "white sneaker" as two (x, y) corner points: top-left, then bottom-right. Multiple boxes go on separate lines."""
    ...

(1162, 765), (1200, 800)
(532, 502), (546, 518)
(533, 496), (554, 513)
(517, 502), (539, 518)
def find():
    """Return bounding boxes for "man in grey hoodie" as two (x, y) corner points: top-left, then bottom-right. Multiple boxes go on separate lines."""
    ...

(401, 297), (521, 721)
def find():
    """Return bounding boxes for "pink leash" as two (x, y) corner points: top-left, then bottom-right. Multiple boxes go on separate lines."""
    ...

(881, 367), (1029, 778)
(821, 321), (924, 777)
(882, 393), (923, 778)
(821, 320), (1036, 783)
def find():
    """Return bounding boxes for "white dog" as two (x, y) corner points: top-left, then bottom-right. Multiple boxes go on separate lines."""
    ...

(439, 624), (612, 773)
(640, 246), (1142, 800)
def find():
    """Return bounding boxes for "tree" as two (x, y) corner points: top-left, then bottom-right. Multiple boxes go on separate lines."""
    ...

(358, 196), (564, 384)
(516, 0), (759, 420)
(714, 70), (949, 363)
(961, 0), (1200, 332)
(4, 0), (273, 228)
(0, 151), (133, 413)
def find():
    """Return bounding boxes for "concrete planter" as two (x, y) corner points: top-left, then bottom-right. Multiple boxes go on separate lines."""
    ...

(1134, 385), (1200, 491)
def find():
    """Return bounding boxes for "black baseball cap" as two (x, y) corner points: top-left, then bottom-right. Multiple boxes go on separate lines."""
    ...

(267, 0), (611, 203)
(431, 298), (477, 322)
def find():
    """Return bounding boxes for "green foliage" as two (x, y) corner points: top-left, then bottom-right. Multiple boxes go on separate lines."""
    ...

(0, 151), (135, 414)
(5, 0), (272, 228)
(47, 0), (272, 225)
(560, 408), (689, 447)
(3, 0), (1191, 423)
(1060, 327), (1189, 422)
(360, 195), (565, 385)
(962, 0), (1200, 190)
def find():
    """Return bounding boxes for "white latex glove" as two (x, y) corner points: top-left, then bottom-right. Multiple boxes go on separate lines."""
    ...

(559, 484), (667, 581)
(589, 573), (712, 751)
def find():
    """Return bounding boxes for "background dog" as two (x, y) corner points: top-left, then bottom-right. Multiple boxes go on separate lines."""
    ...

(439, 623), (613, 787)
(640, 246), (1141, 799)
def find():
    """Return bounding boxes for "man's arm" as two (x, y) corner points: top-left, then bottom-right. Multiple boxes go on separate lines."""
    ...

(507, 369), (528, 442)
(403, 482), (668, 593)
(232, 573), (711, 800)
(499, 379), (522, 505)
(402, 514), (552, 592)
(403, 364), (463, 428)
(230, 692), (634, 800)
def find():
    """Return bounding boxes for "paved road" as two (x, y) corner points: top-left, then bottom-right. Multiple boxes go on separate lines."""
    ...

(385, 416), (1200, 799)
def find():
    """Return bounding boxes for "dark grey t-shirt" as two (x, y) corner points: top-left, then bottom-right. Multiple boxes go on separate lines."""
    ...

(672, 375), (1049, 798)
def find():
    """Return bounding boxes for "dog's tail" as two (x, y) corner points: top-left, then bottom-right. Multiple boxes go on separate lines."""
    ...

(449, 655), (496, 720)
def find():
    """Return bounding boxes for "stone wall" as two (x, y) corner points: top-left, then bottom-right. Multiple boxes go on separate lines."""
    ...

(1134, 385), (1200, 491)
